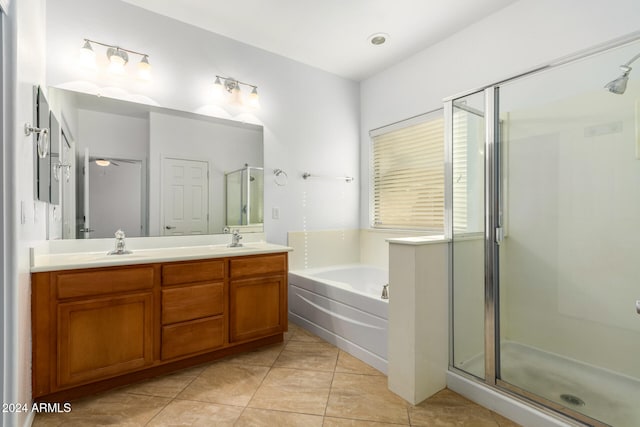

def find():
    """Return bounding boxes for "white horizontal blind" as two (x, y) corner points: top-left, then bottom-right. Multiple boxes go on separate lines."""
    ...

(371, 114), (444, 230)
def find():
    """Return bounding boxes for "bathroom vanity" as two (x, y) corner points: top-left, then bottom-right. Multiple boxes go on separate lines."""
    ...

(31, 243), (290, 402)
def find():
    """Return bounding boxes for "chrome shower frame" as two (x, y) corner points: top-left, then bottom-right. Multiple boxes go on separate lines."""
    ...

(444, 30), (640, 427)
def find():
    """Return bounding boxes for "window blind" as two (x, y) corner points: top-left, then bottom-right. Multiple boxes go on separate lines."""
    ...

(371, 114), (444, 230)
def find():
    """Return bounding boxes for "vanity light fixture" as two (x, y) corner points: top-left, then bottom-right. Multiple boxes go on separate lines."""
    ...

(213, 75), (259, 109)
(80, 39), (152, 80)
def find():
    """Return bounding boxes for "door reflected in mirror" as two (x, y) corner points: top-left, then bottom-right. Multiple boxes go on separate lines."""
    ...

(48, 88), (264, 239)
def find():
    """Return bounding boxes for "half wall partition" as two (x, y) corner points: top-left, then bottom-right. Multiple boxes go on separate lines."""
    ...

(447, 34), (640, 427)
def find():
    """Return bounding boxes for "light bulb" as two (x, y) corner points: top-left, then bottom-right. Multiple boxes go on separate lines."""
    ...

(95, 159), (110, 167)
(138, 55), (151, 80)
(107, 47), (128, 75)
(79, 40), (96, 69)
(212, 76), (225, 101)
(247, 87), (260, 109)
(230, 83), (243, 106)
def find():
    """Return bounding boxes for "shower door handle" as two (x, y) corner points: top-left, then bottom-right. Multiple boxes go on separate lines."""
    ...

(636, 300), (640, 314)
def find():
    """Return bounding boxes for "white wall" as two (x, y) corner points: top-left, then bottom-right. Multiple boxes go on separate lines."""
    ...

(46, 0), (361, 245)
(77, 109), (148, 161)
(5, 0), (48, 425)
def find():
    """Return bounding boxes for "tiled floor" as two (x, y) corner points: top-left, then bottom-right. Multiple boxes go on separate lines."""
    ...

(33, 323), (520, 426)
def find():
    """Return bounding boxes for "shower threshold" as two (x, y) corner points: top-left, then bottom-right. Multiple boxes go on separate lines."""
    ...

(457, 341), (640, 427)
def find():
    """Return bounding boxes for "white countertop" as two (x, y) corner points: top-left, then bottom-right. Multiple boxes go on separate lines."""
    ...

(31, 242), (293, 273)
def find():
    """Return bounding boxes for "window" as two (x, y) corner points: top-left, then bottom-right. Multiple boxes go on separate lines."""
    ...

(370, 110), (444, 230)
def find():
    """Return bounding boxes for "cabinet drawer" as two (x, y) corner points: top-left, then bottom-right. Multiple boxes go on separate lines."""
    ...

(162, 260), (225, 286)
(162, 282), (224, 324)
(56, 267), (155, 299)
(161, 316), (224, 360)
(230, 254), (287, 279)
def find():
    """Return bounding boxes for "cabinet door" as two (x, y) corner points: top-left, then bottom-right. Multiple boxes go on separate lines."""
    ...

(230, 275), (286, 342)
(57, 293), (153, 387)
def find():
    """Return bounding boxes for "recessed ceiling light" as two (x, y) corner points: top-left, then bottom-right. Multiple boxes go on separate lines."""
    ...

(368, 33), (389, 46)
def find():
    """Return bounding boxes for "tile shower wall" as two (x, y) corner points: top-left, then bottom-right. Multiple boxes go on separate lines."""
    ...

(287, 229), (434, 270)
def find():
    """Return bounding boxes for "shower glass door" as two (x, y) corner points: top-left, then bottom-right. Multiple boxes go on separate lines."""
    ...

(496, 39), (640, 426)
(450, 91), (487, 379)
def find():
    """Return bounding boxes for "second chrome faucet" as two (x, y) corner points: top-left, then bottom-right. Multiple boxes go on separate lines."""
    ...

(228, 229), (243, 247)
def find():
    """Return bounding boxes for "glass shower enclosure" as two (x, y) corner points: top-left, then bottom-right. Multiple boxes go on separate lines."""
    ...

(225, 165), (264, 227)
(447, 36), (640, 427)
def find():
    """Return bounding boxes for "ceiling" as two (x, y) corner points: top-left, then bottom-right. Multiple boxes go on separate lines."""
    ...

(122, 0), (516, 81)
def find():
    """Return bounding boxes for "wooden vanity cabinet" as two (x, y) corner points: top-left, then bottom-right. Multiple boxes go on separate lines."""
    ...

(230, 254), (288, 342)
(32, 252), (288, 401)
(32, 265), (159, 396)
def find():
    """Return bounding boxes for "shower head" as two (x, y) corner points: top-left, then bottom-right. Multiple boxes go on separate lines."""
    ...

(605, 65), (631, 94)
(605, 51), (640, 95)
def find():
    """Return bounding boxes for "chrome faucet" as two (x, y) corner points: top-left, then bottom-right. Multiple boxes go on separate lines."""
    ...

(108, 229), (132, 255)
(229, 229), (243, 247)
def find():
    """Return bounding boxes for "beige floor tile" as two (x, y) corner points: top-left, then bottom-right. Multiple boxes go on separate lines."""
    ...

(121, 365), (204, 398)
(335, 351), (384, 376)
(409, 389), (498, 427)
(33, 389), (170, 427)
(323, 416), (409, 426)
(274, 340), (339, 372)
(289, 324), (326, 342)
(225, 342), (285, 367)
(284, 323), (300, 342)
(146, 399), (243, 426)
(176, 361), (269, 406)
(491, 411), (522, 427)
(249, 367), (333, 415)
(236, 407), (324, 426)
(325, 373), (409, 425)
(31, 413), (64, 427)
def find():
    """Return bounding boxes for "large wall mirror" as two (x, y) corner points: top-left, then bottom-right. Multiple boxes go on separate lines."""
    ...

(48, 88), (264, 239)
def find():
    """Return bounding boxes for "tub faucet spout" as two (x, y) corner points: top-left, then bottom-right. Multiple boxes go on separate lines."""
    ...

(381, 284), (389, 300)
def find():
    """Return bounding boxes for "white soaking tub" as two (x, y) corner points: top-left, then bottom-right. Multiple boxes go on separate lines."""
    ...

(288, 264), (389, 373)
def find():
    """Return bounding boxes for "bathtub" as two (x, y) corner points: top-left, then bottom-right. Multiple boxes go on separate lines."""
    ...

(288, 264), (389, 373)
